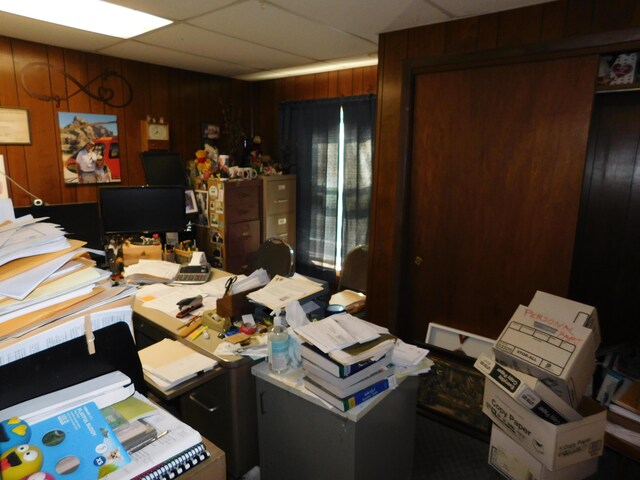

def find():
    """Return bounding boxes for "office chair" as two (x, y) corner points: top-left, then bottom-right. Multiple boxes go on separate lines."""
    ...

(338, 244), (368, 293)
(255, 237), (295, 279)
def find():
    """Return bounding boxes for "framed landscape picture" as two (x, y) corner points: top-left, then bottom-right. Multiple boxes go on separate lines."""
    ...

(416, 343), (491, 441)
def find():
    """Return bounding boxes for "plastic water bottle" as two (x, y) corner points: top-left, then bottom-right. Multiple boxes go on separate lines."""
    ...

(268, 314), (289, 373)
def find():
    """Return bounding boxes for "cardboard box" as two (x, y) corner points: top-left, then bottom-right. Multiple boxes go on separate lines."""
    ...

(489, 425), (599, 480)
(493, 295), (599, 407)
(122, 242), (162, 266)
(475, 353), (581, 425)
(481, 378), (606, 471)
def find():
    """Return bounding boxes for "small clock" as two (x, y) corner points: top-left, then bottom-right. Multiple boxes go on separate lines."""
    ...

(141, 120), (170, 150)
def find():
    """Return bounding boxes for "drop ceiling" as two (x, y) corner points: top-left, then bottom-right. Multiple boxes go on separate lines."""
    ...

(0, 0), (551, 80)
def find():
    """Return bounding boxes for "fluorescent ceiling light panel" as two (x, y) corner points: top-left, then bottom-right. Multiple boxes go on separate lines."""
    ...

(0, 0), (172, 39)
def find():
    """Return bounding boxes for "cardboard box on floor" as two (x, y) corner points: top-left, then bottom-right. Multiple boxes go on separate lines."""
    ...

(493, 292), (599, 407)
(481, 378), (606, 471)
(474, 353), (581, 426)
(488, 425), (599, 480)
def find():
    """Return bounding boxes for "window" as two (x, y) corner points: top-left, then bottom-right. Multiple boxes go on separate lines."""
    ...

(280, 95), (376, 285)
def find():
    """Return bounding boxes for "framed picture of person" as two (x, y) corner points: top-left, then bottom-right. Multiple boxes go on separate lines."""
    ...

(195, 190), (209, 226)
(58, 112), (120, 185)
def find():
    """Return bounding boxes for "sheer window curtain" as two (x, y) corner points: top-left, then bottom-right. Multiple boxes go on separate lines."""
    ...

(279, 95), (376, 285)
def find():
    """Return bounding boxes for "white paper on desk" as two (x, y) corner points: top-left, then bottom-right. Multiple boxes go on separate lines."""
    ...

(247, 275), (324, 311)
(392, 339), (429, 366)
(0, 267), (110, 317)
(193, 274), (238, 299)
(231, 269), (267, 294)
(0, 235), (71, 267)
(332, 313), (380, 343)
(0, 221), (66, 258)
(137, 284), (209, 318)
(123, 259), (181, 281)
(139, 338), (217, 388)
(0, 250), (77, 300)
(294, 316), (357, 353)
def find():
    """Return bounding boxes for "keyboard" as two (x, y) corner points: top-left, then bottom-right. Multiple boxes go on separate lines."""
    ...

(174, 264), (211, 284)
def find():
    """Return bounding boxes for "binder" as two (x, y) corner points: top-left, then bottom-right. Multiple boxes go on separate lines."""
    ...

(0, 322), (146, 410)
(134, 442), (211, 480)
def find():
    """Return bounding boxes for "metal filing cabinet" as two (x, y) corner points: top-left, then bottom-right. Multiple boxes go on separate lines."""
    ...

(261, 174), (296, 248)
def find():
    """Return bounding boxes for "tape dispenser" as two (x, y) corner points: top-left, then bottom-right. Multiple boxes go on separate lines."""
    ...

(202, 309), (230, 333)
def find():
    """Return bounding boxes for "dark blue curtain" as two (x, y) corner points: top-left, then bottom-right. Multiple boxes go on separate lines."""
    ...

(279, 95), (376, 284)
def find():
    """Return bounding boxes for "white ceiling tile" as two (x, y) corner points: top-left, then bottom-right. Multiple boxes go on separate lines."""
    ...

(137, 23), (313, 70)
(189, 2), (377, 60)
(100, 40), (258, 77)
(269, 0), (448, 41)
(382, 0), (453, 33)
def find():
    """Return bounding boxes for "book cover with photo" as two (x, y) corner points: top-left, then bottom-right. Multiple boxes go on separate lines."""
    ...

(21, 401), (130, 479)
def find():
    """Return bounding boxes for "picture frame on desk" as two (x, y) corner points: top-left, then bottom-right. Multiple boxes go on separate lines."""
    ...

(185, 189), (198, 214)
(416, 343), (491, 441)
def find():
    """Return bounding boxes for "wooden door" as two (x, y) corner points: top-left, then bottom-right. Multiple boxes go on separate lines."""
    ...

(570, 91), (640, 348)
(400, 55), (597, 342)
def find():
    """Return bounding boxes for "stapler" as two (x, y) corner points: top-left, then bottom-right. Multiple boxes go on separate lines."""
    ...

(202, 310), (231, 333)
(176, 295), (203, 318)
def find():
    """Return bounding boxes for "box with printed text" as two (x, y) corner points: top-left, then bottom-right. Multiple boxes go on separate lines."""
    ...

(492, 292), (599, 408)
(482, 378), (606, 471)
(488, 424), (599, 480)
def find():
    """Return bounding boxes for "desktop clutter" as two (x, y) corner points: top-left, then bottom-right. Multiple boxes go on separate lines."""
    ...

(0, 203), (225, 480)
(131, 257), (434, 413)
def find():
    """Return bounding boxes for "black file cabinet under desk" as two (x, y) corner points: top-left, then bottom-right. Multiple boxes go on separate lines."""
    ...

(133, 309), (259, 479)
(252, 362), (418, 480)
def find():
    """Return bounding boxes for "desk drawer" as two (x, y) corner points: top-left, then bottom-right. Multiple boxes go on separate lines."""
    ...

(226, 183), (260, 223)
(264, 178), (295, 215)
(264, 213), (296, 246)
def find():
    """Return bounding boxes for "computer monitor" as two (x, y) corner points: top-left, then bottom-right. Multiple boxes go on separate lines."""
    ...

(140, 151), (189, 187)
(13, 202), (102, 251)
(98, 186), (186, 235)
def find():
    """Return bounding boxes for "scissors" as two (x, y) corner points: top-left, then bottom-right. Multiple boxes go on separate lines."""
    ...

(224, 275), (237, 297)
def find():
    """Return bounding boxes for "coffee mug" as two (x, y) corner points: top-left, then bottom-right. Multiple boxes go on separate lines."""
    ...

(228, 166), (242, 178)
(242, 167), (258, 179)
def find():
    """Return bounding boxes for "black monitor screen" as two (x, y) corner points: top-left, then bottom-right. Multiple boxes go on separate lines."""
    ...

(140, 151), (188, 186)
(99, 186), (186, 235)
(14, 202), (102, 250)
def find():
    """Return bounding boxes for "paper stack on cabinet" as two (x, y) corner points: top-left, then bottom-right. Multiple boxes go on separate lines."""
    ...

(138, 338), (218, 390)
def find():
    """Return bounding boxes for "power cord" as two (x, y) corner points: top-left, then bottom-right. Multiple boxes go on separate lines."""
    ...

(0, 169), (46, 206)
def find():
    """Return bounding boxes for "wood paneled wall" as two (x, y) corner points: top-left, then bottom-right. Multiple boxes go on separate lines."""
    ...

(0, 36), (252, 207)
(251, 66), (378, 162)
(368, 0), (640, 332)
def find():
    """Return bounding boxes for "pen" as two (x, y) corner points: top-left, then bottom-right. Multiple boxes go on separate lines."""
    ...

(127, 430), (169, 454)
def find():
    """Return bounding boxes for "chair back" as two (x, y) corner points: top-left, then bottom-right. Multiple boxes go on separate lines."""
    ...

(255, 237), (295, 278)
(339, 244), (368, 293)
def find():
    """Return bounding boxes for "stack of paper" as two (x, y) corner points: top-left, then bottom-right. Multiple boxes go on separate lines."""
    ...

(247, 274), (324, 310)
(138, 338), (218, 390)
(0, 209), (137, 356)
(122, 259), (181, 285)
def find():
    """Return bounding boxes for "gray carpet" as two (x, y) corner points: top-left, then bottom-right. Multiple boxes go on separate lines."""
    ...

(412, 413), (640, 479)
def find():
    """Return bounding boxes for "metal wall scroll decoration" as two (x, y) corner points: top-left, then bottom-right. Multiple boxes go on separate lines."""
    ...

(20, 62), (133, 108)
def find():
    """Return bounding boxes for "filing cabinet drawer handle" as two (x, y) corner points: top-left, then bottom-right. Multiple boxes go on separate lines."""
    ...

(240, 232), (250, 239)
(274, 199), (288, 204)
(188, 392), (220, 413)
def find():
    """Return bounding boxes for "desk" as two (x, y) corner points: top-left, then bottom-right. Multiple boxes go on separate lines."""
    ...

(252, 362), (418, 480)
(132, 269), (259, 479)
(185, 436), (226, 480)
